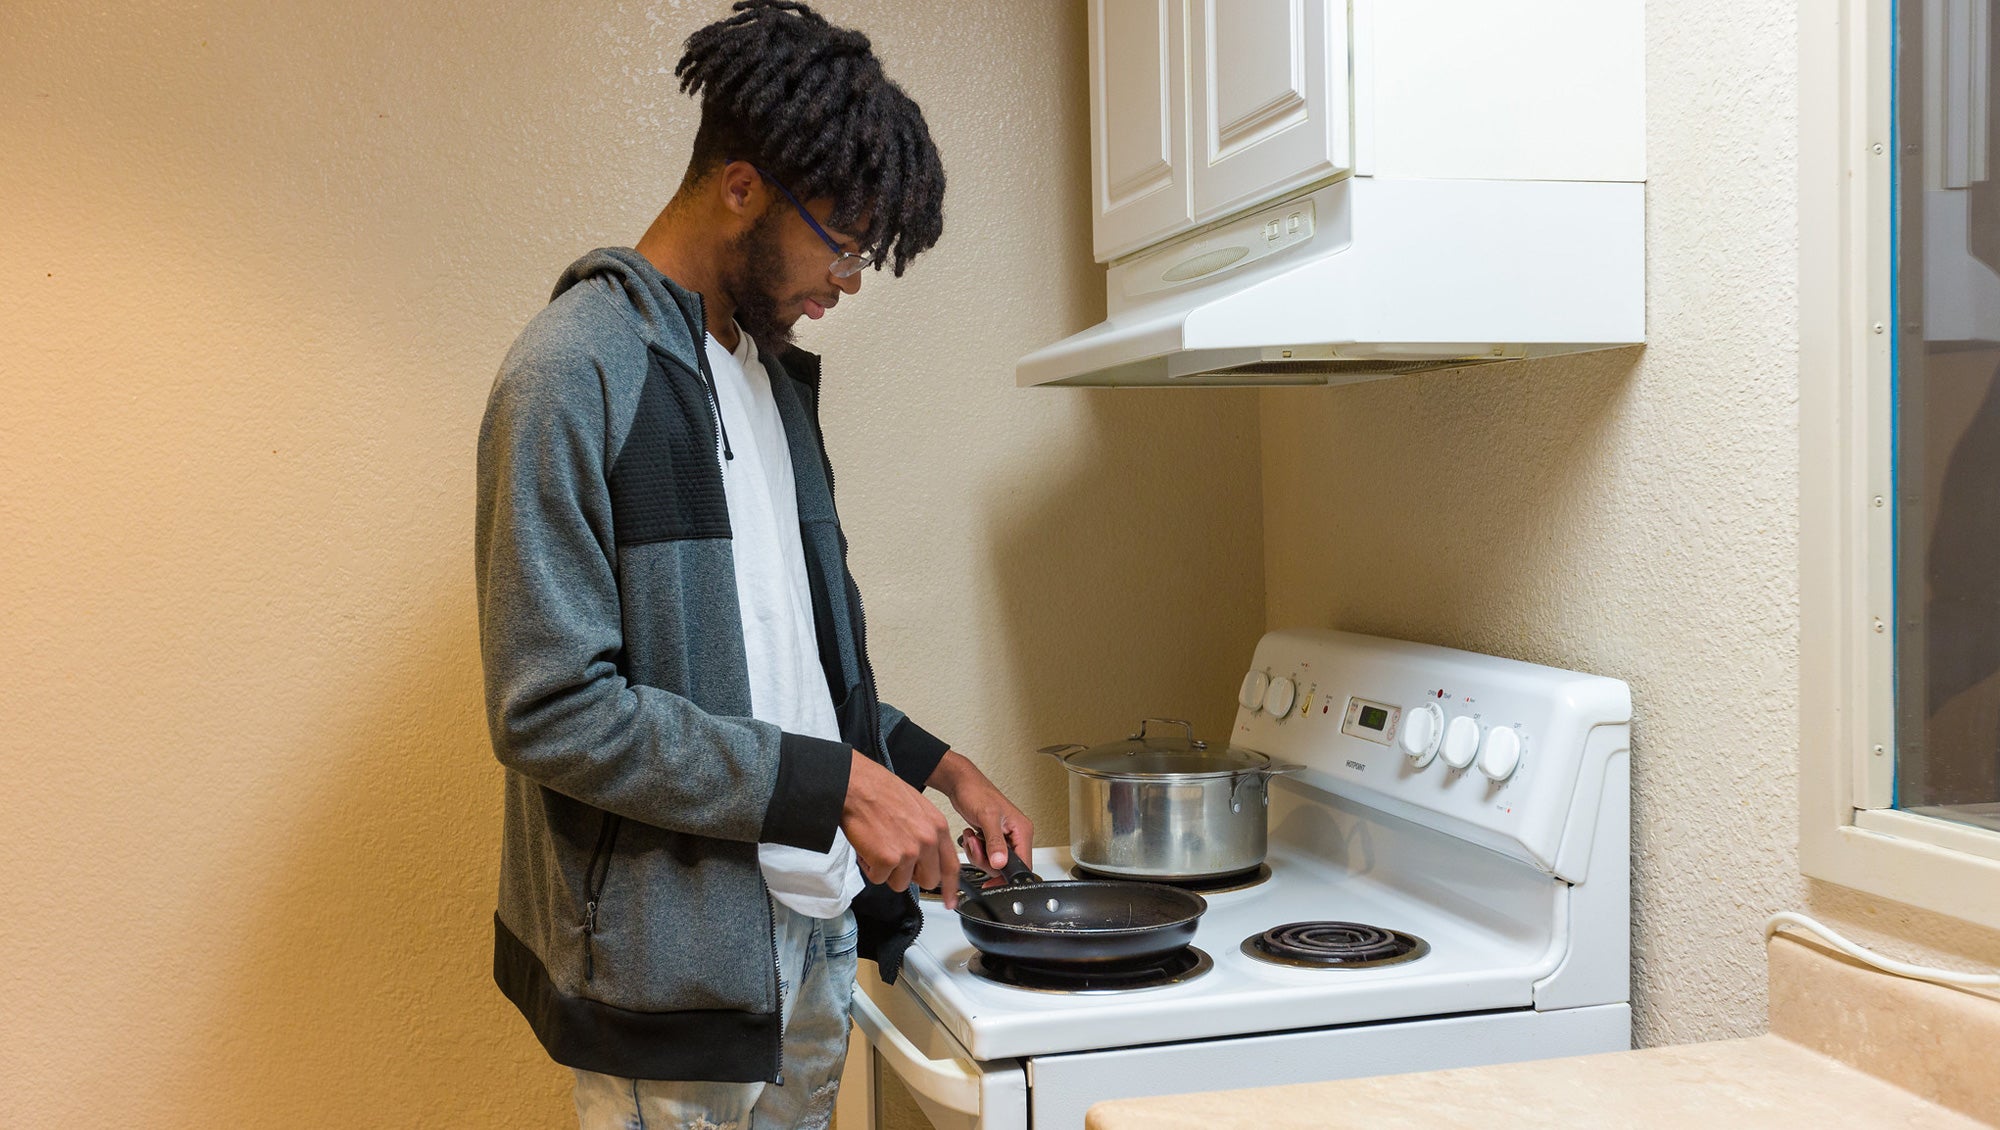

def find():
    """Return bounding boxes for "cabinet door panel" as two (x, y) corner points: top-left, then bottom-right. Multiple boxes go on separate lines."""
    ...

(1191, 0), (1349, 222)
(1091, 0), (1192, 261)
(1210, 7), (1307, 155)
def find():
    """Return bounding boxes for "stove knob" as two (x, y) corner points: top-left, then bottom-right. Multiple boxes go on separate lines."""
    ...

(1265, 675), (1297, 719)
(1478, 725), (1523, 781)
(1238, 669), (1271, 712)
(1439, 715), (1480, 770)
(1400, 703), (1443, 767)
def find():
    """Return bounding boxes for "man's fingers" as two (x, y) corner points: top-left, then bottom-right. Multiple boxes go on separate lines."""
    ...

(928, 828), (960, 908)
(912, 843), (943, 895)
(1009, 816), (1035, 869)
(981, 822), (1009, 869)
(938, 851), (960, 910)
(888, 833), (922, 891)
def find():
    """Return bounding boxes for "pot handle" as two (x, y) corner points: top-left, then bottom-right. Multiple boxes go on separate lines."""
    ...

(1133, 718), (1204, 748)
(1232, 761), (1308, 810)
(1036, 743), (1087, 760)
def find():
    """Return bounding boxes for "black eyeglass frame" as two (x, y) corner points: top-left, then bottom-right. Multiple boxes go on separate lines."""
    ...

(734, 160), (880, 278)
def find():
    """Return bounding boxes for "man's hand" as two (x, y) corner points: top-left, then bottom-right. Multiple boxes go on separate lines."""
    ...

(842, 750), (960, 909)
(929, 750), (1035, 875)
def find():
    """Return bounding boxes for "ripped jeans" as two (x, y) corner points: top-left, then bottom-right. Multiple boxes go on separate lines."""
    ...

(572, 901), (859, 1130)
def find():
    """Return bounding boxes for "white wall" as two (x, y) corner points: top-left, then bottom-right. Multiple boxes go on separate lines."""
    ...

(0, 3), (1264, 1125)
(1258, 0), (2000, 1046)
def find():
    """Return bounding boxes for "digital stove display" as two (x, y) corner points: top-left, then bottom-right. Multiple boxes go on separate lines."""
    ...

(1339, 696), (1401, 746)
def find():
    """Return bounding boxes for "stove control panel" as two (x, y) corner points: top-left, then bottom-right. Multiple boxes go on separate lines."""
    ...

(1232, 628), (1630, 879)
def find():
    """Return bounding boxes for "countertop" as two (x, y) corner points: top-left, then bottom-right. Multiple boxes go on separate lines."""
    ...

(1082, 1033), (1975, 1128)
(1086, 934), (2000, 1129)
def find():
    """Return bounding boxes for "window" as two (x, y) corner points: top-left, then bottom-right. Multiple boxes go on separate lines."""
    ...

(1800, 0), (2000, 929)
(1892, 0), (2000, 832)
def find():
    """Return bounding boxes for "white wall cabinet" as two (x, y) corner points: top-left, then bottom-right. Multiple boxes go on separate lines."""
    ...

(1089, 0), (1192, 263)
(1090, 0), (1350, 263)
(1189, 0), (1349, 226)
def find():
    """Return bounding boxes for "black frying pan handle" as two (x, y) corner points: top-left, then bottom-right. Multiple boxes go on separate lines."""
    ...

(960, 829), (1041, 885)
(996, 845), (1041, 885)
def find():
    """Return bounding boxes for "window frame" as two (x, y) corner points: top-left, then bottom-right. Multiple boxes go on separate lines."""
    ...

(1800, 0), (2000, 929)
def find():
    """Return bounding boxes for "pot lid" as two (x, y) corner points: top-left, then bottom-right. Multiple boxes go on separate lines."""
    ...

(1050, 718), (1279, 779)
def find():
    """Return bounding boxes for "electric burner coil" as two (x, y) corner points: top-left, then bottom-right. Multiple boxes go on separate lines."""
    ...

(969, 946), (1213, 993)
(1241, 921), (1429, 969)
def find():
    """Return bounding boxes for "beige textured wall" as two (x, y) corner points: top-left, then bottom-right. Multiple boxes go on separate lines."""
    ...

(1258, 0), (2000, 1048)
(0, 3), (1263, 1126)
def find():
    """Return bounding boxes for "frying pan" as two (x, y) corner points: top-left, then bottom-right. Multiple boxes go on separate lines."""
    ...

(952, 847), (1207, 966)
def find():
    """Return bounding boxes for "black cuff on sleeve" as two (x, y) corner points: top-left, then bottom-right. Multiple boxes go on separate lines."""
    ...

(886, 716), (952, 791)
(760, 732), (852, 851)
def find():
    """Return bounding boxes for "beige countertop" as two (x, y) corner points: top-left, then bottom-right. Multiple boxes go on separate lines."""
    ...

(1086, 935), (2000, 1129)
(1083, 1034), (1974, 1129)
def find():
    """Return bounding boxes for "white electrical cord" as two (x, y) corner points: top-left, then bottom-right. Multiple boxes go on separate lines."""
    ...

(1765, 912), (2000, 989)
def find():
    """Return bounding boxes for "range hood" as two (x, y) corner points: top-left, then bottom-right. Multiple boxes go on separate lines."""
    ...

(1017, 176), (1645, 389)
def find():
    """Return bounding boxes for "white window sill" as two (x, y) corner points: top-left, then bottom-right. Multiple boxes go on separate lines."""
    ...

(1803, 810), (2000, 932)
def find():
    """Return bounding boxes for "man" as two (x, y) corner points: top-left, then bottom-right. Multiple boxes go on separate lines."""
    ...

(474, 3), (1032, 1126)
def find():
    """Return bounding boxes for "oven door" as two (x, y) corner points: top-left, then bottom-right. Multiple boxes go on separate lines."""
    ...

(839, 966), (1027, 1130)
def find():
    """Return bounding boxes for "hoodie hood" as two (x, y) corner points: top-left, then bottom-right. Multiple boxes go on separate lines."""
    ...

(554, 247), (706, 360)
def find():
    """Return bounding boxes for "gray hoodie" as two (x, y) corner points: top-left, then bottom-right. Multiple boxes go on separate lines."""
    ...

(476, 248), (947, 1082)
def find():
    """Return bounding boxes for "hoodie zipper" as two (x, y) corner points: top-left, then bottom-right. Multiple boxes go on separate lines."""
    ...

(665, 287), (734, 465)
(762, 881), (786, 1084)
(581, 813), (621, 981)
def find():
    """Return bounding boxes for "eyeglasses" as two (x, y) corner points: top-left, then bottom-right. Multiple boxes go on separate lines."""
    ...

(745, 162), (879, 278)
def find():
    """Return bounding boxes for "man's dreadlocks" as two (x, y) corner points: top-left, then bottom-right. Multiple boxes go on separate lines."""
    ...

(676, 0), (945, 277)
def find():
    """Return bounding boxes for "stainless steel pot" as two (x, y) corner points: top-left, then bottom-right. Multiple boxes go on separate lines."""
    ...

(1040, 718), (1304, 881)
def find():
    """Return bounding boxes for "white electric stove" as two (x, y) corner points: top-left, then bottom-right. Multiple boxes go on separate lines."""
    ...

(839, 629), (1633, 1130)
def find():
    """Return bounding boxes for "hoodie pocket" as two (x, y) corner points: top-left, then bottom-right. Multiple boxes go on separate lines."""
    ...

(581, 813), (622, 981)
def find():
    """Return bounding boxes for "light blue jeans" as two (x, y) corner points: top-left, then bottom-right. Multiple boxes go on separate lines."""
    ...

(572, 901), (859, 1130)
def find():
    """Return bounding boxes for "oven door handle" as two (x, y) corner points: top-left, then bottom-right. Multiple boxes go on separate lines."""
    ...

(849, 984), (983, 1115)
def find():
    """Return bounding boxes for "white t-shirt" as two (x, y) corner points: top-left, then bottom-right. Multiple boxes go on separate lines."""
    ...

(706, 325), (864, 920)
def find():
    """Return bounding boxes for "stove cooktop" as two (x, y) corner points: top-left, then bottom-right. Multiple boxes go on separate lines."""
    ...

(896, 793), (1567, 1062)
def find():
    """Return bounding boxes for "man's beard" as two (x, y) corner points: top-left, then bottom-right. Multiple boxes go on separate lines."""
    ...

(724, 210), (796, 351)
